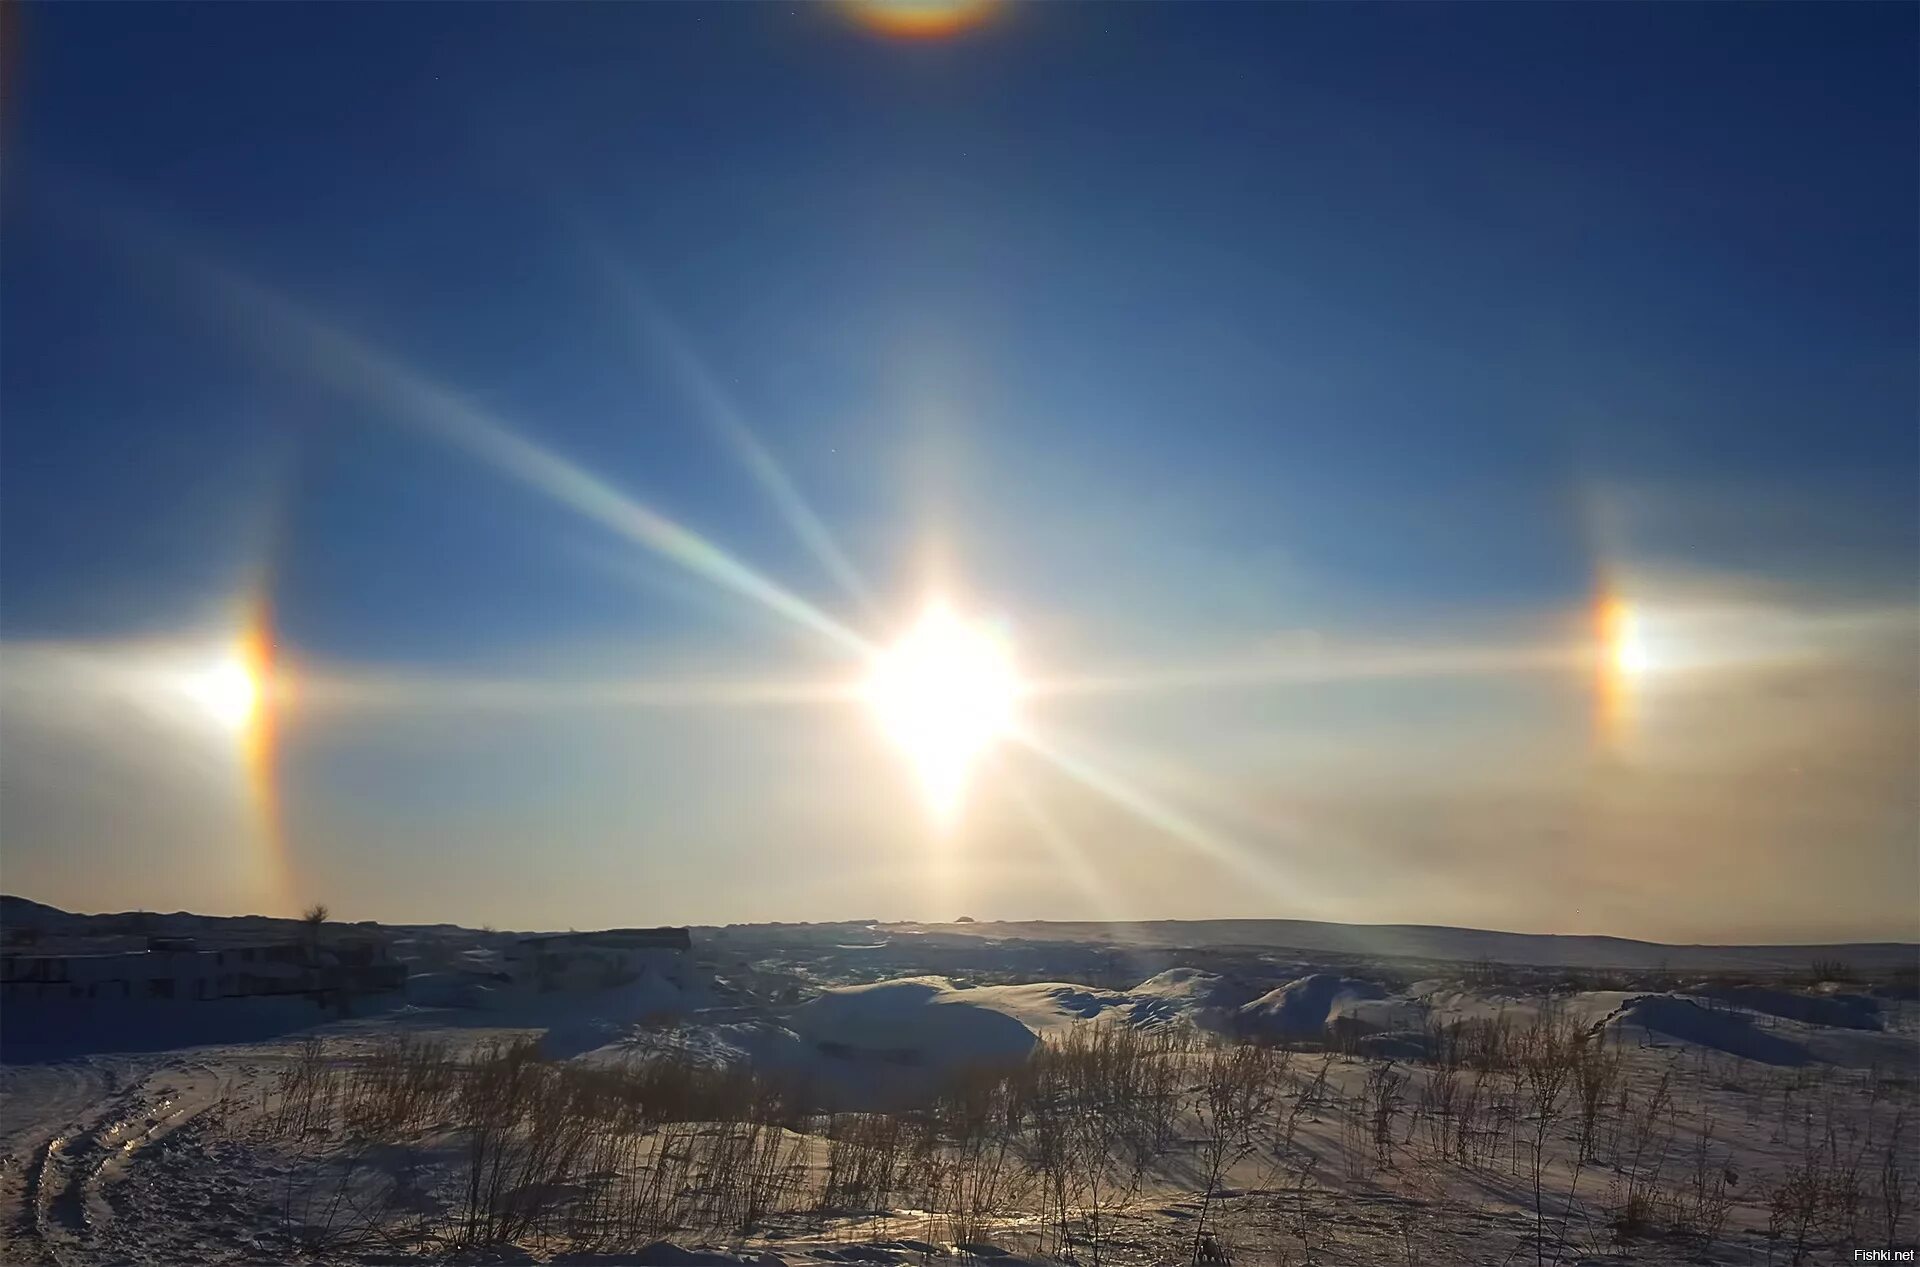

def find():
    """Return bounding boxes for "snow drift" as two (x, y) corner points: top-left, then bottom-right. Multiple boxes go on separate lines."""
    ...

(949, 981), (1140, 1032)
(1128, 968), (1264, 1030)
(785, 977), (1039, 1107)
(1698, 984), (1883, 1031)
(1236, 974), (1390, 1039)
(1599, 994), (1816, 1066)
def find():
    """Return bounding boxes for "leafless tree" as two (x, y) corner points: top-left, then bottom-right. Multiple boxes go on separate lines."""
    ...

(301, 903), (330, 956)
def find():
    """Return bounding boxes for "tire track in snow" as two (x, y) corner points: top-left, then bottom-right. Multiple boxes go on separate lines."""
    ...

(2, 1059), (146, 1267)
(5, 1059), (216, 1266)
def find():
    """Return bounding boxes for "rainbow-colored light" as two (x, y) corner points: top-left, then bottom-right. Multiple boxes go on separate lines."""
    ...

(232, 592), (292, 910)
(842, 0), (1000, 40)
(1594, 592), (1645, 751)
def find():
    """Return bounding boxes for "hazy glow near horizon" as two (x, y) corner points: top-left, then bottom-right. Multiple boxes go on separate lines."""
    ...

(866, 601), (1020, 827)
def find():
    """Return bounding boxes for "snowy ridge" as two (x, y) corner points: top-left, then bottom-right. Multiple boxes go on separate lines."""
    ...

(883, 916), (1920, 971)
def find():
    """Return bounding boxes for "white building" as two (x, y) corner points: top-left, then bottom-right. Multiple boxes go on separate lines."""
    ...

(0, 937), (405, 1004)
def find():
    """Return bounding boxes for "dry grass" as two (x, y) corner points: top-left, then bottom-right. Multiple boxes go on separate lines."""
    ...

(239, 997), (1920, 1264)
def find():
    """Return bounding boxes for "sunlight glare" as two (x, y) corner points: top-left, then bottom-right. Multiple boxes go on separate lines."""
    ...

(866, 601), (1018, 826)
(183, 653), (260, 731)
(1608, 600), (1652, 677)
(1594, 594), (1651, 753)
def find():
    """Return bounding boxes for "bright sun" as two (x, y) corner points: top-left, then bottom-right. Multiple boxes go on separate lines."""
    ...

(1607, 600), (1652, 677)
(184, 654), (261, 732)
(866, 601), (1019, 825)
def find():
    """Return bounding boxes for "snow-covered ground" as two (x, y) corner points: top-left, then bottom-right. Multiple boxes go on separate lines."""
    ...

(2, 908), (1916, 1265)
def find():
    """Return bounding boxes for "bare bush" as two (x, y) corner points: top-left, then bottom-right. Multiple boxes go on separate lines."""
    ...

(822, 1111), (910, 1214)
(1606, 1064), (1675, 1243)
(1768, 1159), (1827, 1265)
(1191, 1042), (1281, 1259)
(1571, 1034), (1620, 1163)
(1667, 1118), (1734, 1249)
(1881, 1109), (1913, 1247)
(1366, 1062), (1405, 1168)
(343, 1034), (458, 1138)
(1516, 1014), (1577, 1265)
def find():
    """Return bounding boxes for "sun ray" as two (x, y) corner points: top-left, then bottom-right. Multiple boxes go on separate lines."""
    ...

(581, 240), (882, 621)
(1025, 637), (1586, 700)
(1009, 725), (1297, 909)
(294, 667), (866, 715)
(111, 214), (873, 660)
(996, 755), (1158, 969)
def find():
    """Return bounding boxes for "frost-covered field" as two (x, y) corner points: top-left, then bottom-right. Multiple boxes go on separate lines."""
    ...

(2, 914), (1916, 1266)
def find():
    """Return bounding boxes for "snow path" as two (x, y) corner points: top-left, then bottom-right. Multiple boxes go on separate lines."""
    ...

(1, 1057), (235, 1265)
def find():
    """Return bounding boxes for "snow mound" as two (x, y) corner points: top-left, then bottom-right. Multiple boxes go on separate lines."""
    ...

(1600, 995), (1814, 1066)
(1130, 968), (1265, 1030)
(535, 972), (696, 1059)
(1416, 988), (1641, 1031)
(1237, 974), (1389, 1039)
(958, 981), (1140, 1032)
(791, 979), (1044, 1082)
(567, 979), (1048, 1109)
(1700, 985), (1882, 1031)
(1600, 993), (1918, 1071)
(1330, 992), (1428, 1033)
(1133, 967), (1232, 1003)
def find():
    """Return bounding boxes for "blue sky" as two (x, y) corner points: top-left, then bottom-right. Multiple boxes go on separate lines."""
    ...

(3, 3), (1914, 939)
